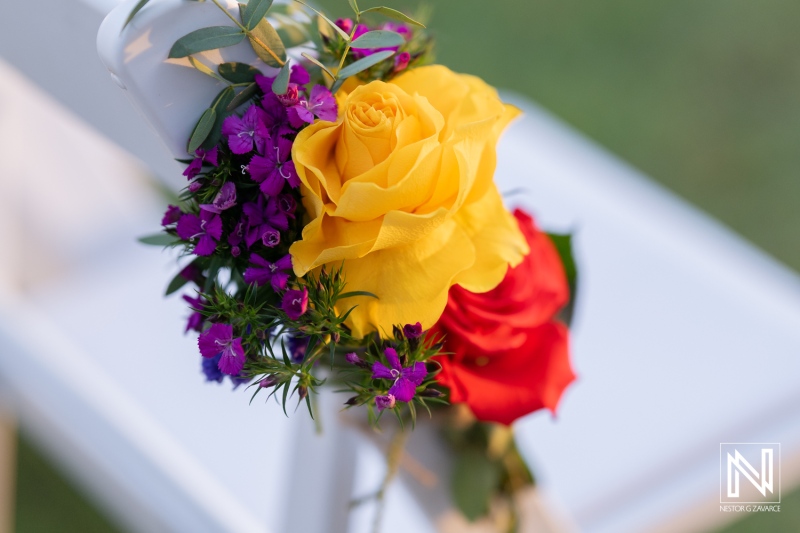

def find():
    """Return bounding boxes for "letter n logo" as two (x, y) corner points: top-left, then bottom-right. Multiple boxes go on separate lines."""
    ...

(720, 443), (781, 503)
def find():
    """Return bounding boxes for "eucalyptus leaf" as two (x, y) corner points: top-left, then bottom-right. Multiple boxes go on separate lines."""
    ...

(347, 0), (359, 14)
(123, 0), (151, 30)
(451, 450), (501, 522)
(188, 107), (216, 153)
(188, 56), (226, 82)
(248, 17), (287, 67)
(360, 7), (426, 28)
(295, 0), (351, 41)
(300, 52), (334, 79)
(274, 18), (311, 48)
(337, 290), (379, 300)
(350, 30), (405, 49)
(226, 82), (259, 111)
(202, 87), (236, 149)
(138, 233), (180, 246)
(241, 0), (273, 31)
(218, 62), (261, 83)
(337, 50), (394, 78)
(165, 270), (190, 296)
(271, 62), (291, 94)
(169, 27), (246, 58)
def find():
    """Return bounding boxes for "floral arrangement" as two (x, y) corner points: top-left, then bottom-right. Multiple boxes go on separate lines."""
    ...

(130, 0), (577, 529)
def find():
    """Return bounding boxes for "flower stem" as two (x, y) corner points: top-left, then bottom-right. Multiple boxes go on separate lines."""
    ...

(372, 429), (409, 533)
(210, 0), (286, 67)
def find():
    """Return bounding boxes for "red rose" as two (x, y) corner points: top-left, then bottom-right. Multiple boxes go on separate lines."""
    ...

(432, 209), (575, 425)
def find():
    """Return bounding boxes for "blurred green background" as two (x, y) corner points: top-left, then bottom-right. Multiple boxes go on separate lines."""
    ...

(14, 0), (799, 531)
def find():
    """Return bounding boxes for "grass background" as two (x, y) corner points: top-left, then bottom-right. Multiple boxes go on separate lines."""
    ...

(14, 0), (799, 531)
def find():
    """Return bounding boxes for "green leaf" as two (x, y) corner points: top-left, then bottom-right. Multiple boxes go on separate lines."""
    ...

(337, 290), (378, 300)
(202, 87), (236, 149)
(350, 30), (404, 49)
(138, 233), (180, 246)
(547, 233), (578, 327)
(226, 82), (259, 111)
(347, 0), (359, 14)
(300, 52), (334, 80)
(187, 107), (216, 153)
(360, 7), (426, 28)
(248, 17), (287, 67)
(123, 0), (151, 30)
(452, 450), (501, 522)
(332, 50), (394, 92)
(188, 56), (227, 82)
(218, 62), (261, 83)
(165, 269), (190, 296)
(272, 62), (291, 94)
(295, 0), (351, 42)
(241, 0), (274, 31)
(168, 27), (246, 58)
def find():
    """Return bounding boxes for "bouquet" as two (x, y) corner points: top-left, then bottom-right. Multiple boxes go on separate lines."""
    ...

(129, 0), (578, 529)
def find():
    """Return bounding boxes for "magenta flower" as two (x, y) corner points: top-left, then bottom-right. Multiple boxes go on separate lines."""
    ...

(249, 134), (299, 196)
(198, 323), (246, 376)
(183, 294), (206, 333)
(227, 219), (245, 257)
(335, 18), (354, 34)
(371, 347), (427, 402)
(394, 51), (411, 73)
(243, 253), (293, 291)
(290, 64), (310, 86)
(292, 85), (338, 124)
(176, 210), (222, 256)
(242, 195), (288, 248)
(182, 146), (219, 180)
(375, 394), (396, 411)
(161, 205), (182, 226)
(221, 105), (269, 155)
(200, 182), (237, 214)
(282, 288), (308, 320)
(278, 194), (297, 217)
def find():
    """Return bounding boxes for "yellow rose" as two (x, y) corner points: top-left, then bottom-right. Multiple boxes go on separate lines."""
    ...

(290, 65), (529, 338)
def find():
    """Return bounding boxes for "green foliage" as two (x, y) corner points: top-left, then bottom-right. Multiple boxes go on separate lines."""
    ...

(452, 450), (501, 521)
(350, 29), (405, 49)
(241, 0), (274, 31)
(123, 0), (151, 30)
(272, 62), (292, 95)
(359, 6), (426, 28)
(226, 82), (259, 111)
(168, 26), (246, 58)
(188, 56), (227, 83)
(331, 50), (395, 92)
(187, 107), (216, 153)
(547, 233), (578, 327)
(218, 62), (262, 84)
(248, 17), (287, 67)
(137, 233), (180, 246)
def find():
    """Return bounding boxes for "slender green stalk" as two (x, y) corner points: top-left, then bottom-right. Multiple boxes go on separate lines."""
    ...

(210, 0), (286, 66)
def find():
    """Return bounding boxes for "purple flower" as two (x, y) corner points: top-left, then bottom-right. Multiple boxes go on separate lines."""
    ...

(276, 84), (300, 106)
(346, 352), (361, 365)
(227, 219), (245, 257)
(278, 194), (297, 216)
(352, 23), (405, 58)
(242, 195), (288, 248)
(394, 51), (411, 73)
(255, 85), (291, 137)
(372, 347), (427, 402)
(259, 375), (279, 388)
(403, 322), (423, 339)
(183, 146), (219, 180)
(249, 134), (300, 196)
(183, 294), (206, 333)
(290, 64), (310, 86)
(202, 354), (224, 383)
(221, 105), (269, 155)
(282, 288), (308, 320)
(200, 182), (237, 214)
(176, 210), (223, 256)
(336, 18), (354, 34)
(293, 85), (338, 124)
(287, 334), (308, 362)
(243, 253), (293, 291)
(375, 394), (396, 411)
(161, 205), (182, 226)
(382, 21), (411, 37)
(198, 323), (246, 376)
(179, 263), (204, 285)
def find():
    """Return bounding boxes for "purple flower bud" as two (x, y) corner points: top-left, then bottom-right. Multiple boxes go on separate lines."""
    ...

(259, 375), (278, 388)
(345, 396), (359, 406)
(231, 245), (241, 258)
(421, 388), (444, 398)
(282, 288), (309, 320)
(279, 194), (297, 215)
(161, 205), (182, 226)
(345, 352), (361, 365)
(394, 51), (411, 73)
(188, 180), (202, 193)
(262, 228), (281, 247)
(336, 18), (353, 34)
(403, 322), (423, 339)
(375, 394), (396, 411)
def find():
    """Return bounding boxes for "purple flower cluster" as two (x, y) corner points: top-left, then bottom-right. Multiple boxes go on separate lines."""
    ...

(335, 19), (412, 73)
